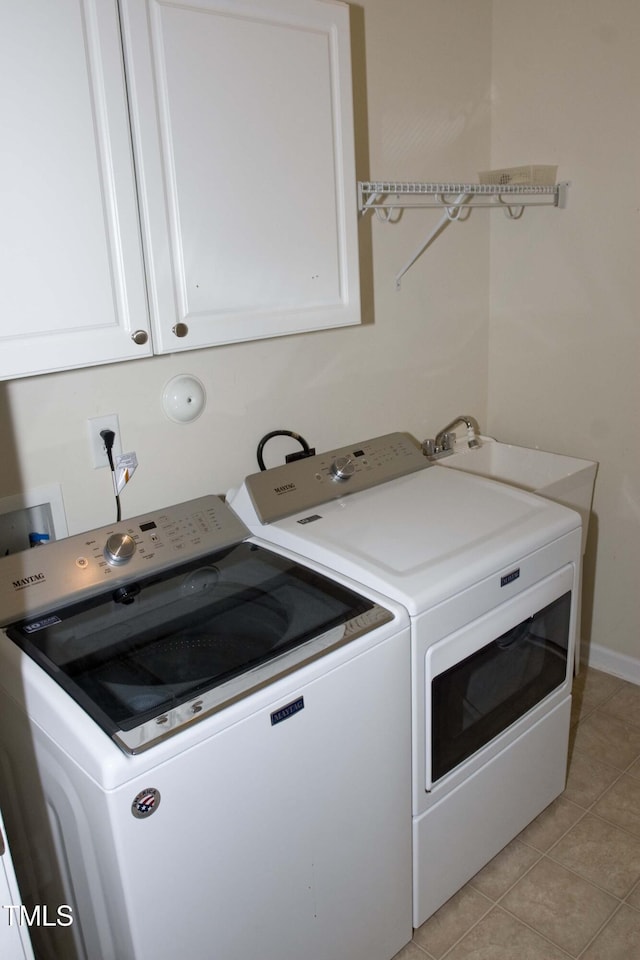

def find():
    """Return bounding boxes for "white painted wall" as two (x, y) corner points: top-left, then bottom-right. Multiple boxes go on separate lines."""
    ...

(0, 0), (491, 534)
(488, 0), (640, 669)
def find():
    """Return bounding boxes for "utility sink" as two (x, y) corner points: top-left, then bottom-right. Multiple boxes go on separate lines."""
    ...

(439, 437), (597, 555)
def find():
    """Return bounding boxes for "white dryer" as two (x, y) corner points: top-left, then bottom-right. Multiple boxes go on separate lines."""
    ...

(228, 432), (583, 926)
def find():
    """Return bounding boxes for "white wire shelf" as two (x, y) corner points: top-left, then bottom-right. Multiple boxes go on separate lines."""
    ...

(359, 181), (567, 216)
(357, 180), (569, 286)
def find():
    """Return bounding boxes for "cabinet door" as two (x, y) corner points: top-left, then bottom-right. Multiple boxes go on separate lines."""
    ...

(0, 0), (151, 381)
(119, 0), (360, 353)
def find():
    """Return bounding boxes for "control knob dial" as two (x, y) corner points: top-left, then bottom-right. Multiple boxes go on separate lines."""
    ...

(330, 456), (356, 481)
(104, 532), (137, 565)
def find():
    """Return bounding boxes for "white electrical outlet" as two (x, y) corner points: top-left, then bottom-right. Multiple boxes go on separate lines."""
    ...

(88, 415), (122, 469)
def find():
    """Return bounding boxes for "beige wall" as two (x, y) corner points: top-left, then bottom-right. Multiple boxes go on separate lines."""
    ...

(2, 0), (636, 673)
(488, 0), (640, 672)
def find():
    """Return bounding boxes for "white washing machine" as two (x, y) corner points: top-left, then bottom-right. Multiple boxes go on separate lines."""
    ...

(0, 496), (412, 960)
(228, 432), (583, 926)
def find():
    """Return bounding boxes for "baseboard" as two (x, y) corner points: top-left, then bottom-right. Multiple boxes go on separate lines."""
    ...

(581, 641), (640, 686)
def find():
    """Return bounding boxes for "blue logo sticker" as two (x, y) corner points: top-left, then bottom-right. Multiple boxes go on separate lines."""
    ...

(271, 697), (304, 726)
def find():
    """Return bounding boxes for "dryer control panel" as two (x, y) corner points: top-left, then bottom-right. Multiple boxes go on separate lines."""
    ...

(242, 432), (430, 523)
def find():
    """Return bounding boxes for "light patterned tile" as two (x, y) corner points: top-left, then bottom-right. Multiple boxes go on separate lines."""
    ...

(571, 693), (597, 727)
(572, 711), (640, 770)
(517, 796), (584, 852)
(563, 749), (621, 808)
(550, 814), (640, 898)
(627, 757), (640, 781)
(443, 906), (569, 960)
(392, 941), (433, 960)
(500, 857), (618, 956)
(571, 669), (621, 727)
(600, 683), (640, 730)
(593, 774), (640, 839)
(573, 668), (624, 708)
(412, 885), (492, 959)
(581, 904), (640, 960)
(469, 839), (540, 901)
(626, 882), (640, 910)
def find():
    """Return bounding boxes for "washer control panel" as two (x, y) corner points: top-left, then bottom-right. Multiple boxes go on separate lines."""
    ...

(0, 496), (249, 624)
(243, 432), (430, 524)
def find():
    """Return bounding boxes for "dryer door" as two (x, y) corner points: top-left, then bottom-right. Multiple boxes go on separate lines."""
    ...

(425, 564), (574, 789)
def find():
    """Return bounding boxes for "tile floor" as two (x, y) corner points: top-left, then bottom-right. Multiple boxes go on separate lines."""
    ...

(394, 667), (640, 960)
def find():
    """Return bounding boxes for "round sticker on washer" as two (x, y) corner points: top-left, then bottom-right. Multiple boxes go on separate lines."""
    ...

(131, 787), (161, 819)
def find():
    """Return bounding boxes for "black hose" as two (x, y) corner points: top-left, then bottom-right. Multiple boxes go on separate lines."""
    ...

(256, 430), (311, 471)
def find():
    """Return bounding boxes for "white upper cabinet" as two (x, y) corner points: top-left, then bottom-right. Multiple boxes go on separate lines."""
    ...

(118, 0), (361, 353)
(0, 0), (152, 381)
(1, 0), (359, 381)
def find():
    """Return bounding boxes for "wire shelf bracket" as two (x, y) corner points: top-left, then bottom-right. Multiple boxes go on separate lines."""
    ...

(357, 181), (569, 287)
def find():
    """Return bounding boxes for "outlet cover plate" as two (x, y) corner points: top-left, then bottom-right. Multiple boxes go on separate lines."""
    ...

(88, 415), (122, 469)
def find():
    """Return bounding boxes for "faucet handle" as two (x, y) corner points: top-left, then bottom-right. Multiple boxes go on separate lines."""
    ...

(422, 438), (436, 457)
(441, 432), (456, 452)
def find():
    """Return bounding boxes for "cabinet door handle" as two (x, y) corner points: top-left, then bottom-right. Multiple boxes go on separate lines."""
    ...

(131, 330), (149, 345)
(172, 323), (189, 338)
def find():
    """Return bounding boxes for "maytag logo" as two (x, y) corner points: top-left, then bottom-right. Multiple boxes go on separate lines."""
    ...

(500, 568), (520, 587)
(274, 482), (296, 495)
(271, 697), (304, 726)
(12, 573), (46, 591)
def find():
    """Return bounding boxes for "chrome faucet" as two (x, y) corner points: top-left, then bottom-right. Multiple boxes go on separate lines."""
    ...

(423, 415), (480, 459)
(435, 415), (480, 449)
